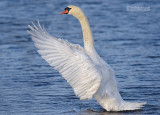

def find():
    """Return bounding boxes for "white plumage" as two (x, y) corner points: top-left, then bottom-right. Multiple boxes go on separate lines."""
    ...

(28, 5), (146, 111)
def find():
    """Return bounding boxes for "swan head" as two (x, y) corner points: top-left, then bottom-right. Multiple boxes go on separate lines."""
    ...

(60, 5), (84, 19)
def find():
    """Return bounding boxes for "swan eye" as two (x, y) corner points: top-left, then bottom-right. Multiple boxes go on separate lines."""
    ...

(60, 7), (71, 14)
(65, 7), (72, 12)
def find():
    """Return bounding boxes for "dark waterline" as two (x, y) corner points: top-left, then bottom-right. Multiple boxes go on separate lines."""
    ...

(0, 0), (160, 114)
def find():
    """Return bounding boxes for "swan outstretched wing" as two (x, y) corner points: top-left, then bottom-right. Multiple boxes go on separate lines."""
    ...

(28, 22), (101, 100)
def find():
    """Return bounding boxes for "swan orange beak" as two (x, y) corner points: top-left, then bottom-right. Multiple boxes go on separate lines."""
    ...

(60, 10), (68, 14)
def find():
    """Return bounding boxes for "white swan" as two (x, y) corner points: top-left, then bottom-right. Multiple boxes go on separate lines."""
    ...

(28, 5), (146, 111)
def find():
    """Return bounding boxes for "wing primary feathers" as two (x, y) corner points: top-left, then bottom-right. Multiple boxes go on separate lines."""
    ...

(28, 21), (101, 100)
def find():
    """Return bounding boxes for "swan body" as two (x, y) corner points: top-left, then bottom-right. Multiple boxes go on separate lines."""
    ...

(28, 5), (146, 111)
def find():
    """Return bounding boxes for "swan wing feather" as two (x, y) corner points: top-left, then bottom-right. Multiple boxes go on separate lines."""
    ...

(28, 22), (101, 100)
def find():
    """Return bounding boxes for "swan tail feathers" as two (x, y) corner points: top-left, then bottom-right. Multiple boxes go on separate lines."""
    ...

(98, 98), (147, 111)
(121, 101), (147, 111)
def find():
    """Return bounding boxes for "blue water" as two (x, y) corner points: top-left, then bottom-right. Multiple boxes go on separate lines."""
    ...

(0, 0), (160, 114)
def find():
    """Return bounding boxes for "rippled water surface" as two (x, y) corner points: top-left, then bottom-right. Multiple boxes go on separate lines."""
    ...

(0, 0), (160, 114)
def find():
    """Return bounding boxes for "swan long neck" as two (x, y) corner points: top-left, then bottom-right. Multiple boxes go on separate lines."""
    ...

(79, 14), (94, 51)
(71, 8), (95, 52)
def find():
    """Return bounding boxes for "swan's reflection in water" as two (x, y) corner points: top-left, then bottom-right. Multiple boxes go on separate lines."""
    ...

(79, 109), (143, 115)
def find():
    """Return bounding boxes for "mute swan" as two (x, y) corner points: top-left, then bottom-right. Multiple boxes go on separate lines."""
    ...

(28, 5), (146, 111)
